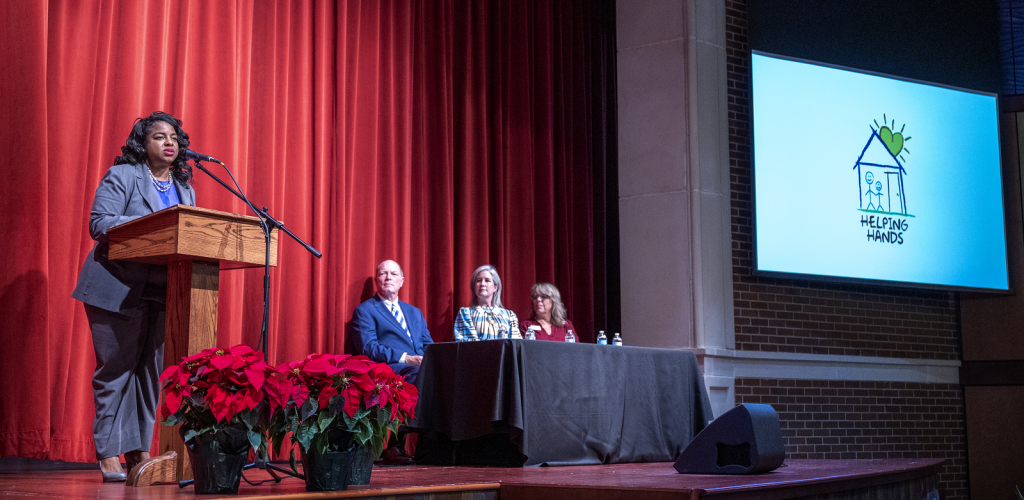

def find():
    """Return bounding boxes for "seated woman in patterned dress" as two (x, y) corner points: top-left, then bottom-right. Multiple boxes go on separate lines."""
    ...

(453, 264), (519, 341)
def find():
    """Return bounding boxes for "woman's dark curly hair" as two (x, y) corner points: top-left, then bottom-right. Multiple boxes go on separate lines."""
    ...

(114, 111), (192, 183)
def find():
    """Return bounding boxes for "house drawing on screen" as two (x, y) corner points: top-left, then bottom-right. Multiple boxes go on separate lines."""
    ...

(852, 124), (909, 215)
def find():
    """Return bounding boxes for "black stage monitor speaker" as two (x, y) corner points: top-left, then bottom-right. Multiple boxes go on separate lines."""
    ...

(674, 403), (784, 474)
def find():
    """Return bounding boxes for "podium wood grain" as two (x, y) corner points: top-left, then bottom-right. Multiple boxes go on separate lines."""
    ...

(108, 205), (278, 266)
(106, 205), (278, 484)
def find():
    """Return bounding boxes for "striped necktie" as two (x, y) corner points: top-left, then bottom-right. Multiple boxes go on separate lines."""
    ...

(390, 302), (410, 338)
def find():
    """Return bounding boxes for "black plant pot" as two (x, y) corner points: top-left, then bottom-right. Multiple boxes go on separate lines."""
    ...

(348, 444), (375, 485)
(300, 429), (357, 491)
(181, 424), (250, 494)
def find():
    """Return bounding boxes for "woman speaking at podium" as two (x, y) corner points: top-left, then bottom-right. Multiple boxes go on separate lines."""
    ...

(71, 112), (196, 482)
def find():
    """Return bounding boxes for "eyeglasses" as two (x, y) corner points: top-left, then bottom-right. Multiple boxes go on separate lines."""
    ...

(532, 294), (551, 301)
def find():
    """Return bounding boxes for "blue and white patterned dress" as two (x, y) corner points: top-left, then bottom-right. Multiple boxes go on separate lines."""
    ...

(453, 306), (520, 341)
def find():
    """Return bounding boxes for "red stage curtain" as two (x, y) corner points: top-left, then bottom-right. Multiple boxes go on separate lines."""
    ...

(0, 0), (613, 462)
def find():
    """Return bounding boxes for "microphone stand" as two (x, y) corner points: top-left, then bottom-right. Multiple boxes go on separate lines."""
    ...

(177, 159), (320, 487)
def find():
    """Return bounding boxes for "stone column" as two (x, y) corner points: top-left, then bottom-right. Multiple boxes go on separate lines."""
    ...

(616, 0), (734, 353)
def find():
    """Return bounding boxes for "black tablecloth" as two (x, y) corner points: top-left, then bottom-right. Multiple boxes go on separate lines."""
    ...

(409, 339), (714, 466)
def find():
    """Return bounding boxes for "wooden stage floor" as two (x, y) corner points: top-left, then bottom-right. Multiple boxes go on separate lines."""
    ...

(0, 458), (943, 500)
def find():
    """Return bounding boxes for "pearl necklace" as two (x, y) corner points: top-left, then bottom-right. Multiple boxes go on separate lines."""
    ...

(148, 168), (173, 192)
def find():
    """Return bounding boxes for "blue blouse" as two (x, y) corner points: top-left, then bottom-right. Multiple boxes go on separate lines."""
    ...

(453, 306), (520, 341)
(154, 178), (181, 210)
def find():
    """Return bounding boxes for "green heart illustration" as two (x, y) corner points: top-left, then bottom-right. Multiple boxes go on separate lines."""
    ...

(878, 126), (904, 158)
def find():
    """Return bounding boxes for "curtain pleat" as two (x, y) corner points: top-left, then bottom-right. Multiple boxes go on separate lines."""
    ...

(0, 0), (612, 462)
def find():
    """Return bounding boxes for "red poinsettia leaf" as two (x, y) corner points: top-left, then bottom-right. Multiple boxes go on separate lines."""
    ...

(207, 384), (223, 404)
(174, 370), (190, 388)
(209, 352), (233, 371)
(244, 386), (263, 410)
(318, 385), (338, 410)
(206, 385), (231, 422)
(228, 344), (254, 357)
(164, 388), (184, 417)
(276, 378), (294, 408)
(183, 347), (214, 364)
(226, 369), (241, 383)
(292, 383), (309, 409)
(231, 392), (247, 417)
(350, 373), (376, 392)
(303, 356), (332, 375)
(264, 377), (290, 413)
(342, 355), (375, 374)
(159, 364), (181, 383)
(402, 385), (418, 419)
(341, 387), (361, 417)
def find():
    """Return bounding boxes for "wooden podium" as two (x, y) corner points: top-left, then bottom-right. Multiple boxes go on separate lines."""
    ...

(106, 205), (278, 484)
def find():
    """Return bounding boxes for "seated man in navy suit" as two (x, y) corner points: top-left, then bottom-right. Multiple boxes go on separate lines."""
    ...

(352, 259), (433, 384)
(352, 259), (432, 464)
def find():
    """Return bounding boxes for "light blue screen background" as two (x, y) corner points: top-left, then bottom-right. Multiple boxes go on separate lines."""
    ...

(752, 53), (1009, 290)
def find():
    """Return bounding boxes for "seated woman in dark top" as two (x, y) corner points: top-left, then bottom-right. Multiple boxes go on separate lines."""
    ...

(519, 283), (577, 341)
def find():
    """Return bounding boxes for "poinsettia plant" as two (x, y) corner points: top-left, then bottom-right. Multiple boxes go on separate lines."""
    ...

(160, 344), (286, 454)
(268, 353), (418, 458)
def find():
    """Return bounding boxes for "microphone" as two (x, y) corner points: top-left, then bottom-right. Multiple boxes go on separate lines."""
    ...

(184, 149), (222, 164)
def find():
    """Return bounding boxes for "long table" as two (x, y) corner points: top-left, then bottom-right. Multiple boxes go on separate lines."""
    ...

(410, 339), (715, 466)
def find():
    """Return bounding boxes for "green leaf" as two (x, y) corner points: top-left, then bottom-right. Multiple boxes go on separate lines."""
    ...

(295, 420), (317, 452)
(271, 430), (285, 456)
(163, 413), (181, 426)
(238, 408), (258, 429)
(183, 429), (201, 443)
(289, 449), (298, 475)
(353, 407), (371, 421)
(247, 429), (261, 452)
(329, 394), (344, 417)
(316, 430), (330, 454)
(317, 412), (335, 432)
(355, 420), (373, 445)
(299, 398), (319, 422)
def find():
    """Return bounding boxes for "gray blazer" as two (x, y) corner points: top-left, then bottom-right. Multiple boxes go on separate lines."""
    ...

(72, 163), (196, 314)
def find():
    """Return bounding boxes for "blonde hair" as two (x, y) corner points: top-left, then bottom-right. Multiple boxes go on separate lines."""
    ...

(530, 282), (566, 327)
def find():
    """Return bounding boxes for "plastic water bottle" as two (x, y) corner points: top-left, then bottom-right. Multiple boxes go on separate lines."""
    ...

(565, 329), (576, 343)
(526, 325), (539, 340)
(597, 331), (607, 345)
(612, 333), (622, 346)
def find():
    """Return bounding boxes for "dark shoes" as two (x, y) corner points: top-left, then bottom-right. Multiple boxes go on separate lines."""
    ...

(377, 445), (414, 465)
(101, 470), (127, 483)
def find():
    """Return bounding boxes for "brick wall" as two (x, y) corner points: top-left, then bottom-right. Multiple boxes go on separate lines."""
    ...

(726, 2), (967, 499)
(736, 378), (968, 499)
